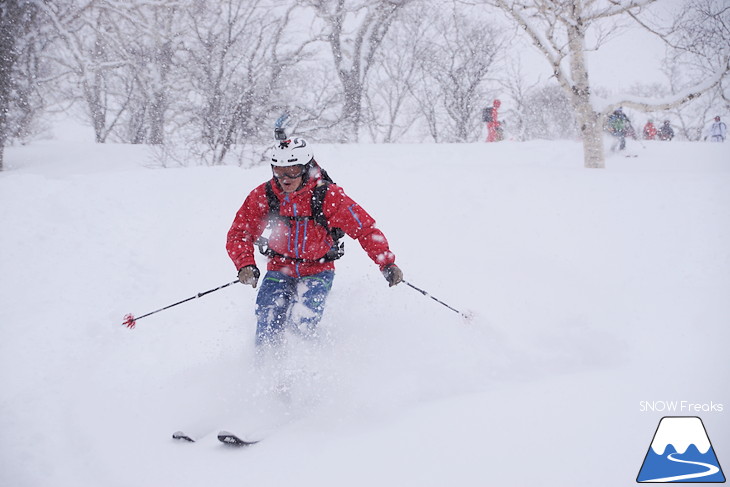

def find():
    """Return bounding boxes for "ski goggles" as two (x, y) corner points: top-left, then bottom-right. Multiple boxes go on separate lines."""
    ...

(272, 165), (306, 180)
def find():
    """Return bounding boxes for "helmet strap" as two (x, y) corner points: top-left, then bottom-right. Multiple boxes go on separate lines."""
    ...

(301, 160), (316, 184)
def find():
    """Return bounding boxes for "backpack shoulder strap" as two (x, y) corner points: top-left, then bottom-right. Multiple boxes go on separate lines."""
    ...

(312, 180), (345, 261)
(264, 181), (279, 214)
(310, 160), (334, 184)
(311, 181), (330, 230)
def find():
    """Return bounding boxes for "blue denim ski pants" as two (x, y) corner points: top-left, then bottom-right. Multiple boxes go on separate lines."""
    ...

(254, 270), (334, 347)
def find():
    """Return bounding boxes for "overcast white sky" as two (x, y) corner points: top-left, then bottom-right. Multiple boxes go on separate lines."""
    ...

(591, 0), (684, 90)
(589, 28), (668, 90)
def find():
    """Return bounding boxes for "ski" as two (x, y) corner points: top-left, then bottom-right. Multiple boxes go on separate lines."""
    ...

(172, 430), (260, 446)
(172, 431), (196, 442)
(217, 430), (260, 447)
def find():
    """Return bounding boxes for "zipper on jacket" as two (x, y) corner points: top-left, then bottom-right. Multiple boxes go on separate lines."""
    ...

(348, 204), (362, 228)
(292, 203), (300, 259)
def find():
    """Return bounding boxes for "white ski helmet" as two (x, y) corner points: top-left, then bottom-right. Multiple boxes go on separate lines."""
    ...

(270, 137), (313, 167)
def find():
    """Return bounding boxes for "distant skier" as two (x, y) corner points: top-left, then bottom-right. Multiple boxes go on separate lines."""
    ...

(643, 120), (657, 140)
(658, 120), (674, 141)
(704, 116), (727, 142)
(606, 108), (631, 151)
(226, 136), (403, 355)
(484, 99), (502, 142)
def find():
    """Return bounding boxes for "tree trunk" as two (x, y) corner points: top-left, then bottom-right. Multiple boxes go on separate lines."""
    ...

(147, 40), (173, 145)
(341, 72), (363, 141)
(320, 0), (406, 142)
(576, 106), (604, 169)
(84, 77), (107, 143)
(0, 1), (20, 171)
(148, 90), (166, 145)
(566, 13), (605, 169)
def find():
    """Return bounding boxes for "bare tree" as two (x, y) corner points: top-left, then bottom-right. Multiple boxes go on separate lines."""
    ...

(619, 0), (730, 142)
(274, 63), (343, 141)
(178, 0), (317, 165)
(9, 13), (51, 145)
(39, 1), (186, 146)
(522, 84), (578, 140)
(663, 0), (730, 138)
(421, 8), (502, 142)
(181, 0), (272, 164)
(484, 0), (729, 168)
(0, 3), (16, 170)
(619, 0), (729, 128)
(1, 0), (42, 170)
(498, 59), (543, 141)
(409, 73), (442, 142)
(41, 1), (138, 143)
(365, 3), (431, 142)
(104, 1), (183, 145)
(305, 0), (414, 142)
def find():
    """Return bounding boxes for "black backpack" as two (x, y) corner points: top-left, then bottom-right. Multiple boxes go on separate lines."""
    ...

(482, 107), (493, 122)
(256, 167), (345, 263)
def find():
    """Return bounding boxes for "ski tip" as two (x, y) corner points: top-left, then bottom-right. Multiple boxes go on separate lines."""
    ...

(172, 431), (195, 442)
(217, 430), (259, 447)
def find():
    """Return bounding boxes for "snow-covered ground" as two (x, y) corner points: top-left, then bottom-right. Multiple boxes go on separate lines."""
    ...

(1, 131), (728, 486)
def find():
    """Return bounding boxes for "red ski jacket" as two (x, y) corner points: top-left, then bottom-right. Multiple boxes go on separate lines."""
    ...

(226, 169), (396, 278)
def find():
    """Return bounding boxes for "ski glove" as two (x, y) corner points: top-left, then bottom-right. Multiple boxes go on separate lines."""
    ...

(382, 264), (403, 287)
(238, 265), (261, 288)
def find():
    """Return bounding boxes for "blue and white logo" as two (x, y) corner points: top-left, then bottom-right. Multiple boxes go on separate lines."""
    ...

(637, 416), (725, 483)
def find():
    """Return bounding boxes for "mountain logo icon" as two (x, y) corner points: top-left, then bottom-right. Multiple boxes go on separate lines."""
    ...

(637, 416), (725, 483)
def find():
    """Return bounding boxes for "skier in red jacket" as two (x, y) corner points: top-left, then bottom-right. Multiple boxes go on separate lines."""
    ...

(485, 99), (502, 142)
(643, 120), (657, 140)
(226, 137), (403, 351)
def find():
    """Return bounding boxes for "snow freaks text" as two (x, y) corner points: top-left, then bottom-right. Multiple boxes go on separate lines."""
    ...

(639, 401), (724, 413)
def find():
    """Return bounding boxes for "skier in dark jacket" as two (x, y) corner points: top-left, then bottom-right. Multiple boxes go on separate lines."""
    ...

(658, 120), (674, 141)
(226, 137), (403, 352)
(606, 108), (631, 151)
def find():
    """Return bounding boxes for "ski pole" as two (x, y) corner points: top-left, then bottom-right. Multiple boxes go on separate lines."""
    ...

(122, 280), (239, 329)
(403, 280), (471, 320)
